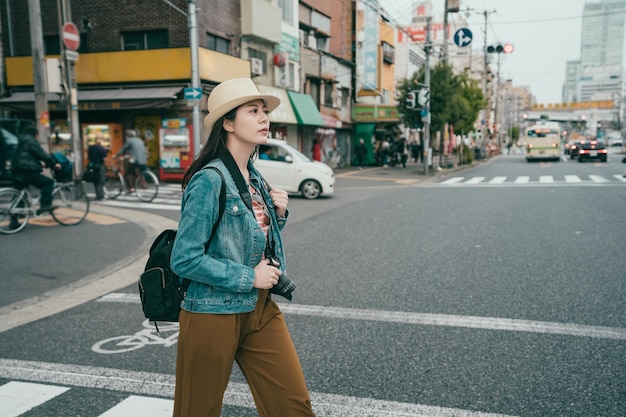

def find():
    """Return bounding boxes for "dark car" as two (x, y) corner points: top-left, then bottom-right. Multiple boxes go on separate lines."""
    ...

(578, 139), (607, 162)
(570, 141), (582, 159)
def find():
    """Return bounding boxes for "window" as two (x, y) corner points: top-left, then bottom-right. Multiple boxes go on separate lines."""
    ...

(323, 82), (334, 107)
(277, 0), (294, 24)
(122, 30), (168, 50)
(309, 79), (320, 107)
(44, 34), (87, 54)
(207, 34), (230, 54)
(44, 36), (61, 55)
(382, 41), (395, 64)
(248, 48), (267, 68)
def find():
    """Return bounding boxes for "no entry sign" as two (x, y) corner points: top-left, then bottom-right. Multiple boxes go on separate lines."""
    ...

(61, 22), (80, 51)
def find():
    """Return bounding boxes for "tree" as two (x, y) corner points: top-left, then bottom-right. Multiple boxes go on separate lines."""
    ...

(397, 62), (486, 141)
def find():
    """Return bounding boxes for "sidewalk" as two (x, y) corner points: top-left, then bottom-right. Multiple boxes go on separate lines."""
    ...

(333, 156), (485, 183)
(0, 204), (176, 334)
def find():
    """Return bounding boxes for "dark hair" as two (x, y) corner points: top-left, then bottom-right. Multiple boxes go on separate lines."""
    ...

(181, 107), (238, 189)
(22, 126), (39, 136)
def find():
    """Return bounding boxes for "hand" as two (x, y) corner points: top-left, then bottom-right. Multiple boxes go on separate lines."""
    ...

(252, 259), (281, 290)
(269, 188), (288, 218)
(53, 163), (61, 170)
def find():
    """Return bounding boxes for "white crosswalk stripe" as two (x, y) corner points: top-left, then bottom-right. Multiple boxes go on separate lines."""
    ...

(98, 395), (173, 417)
(435, 174), (626, 186)
(0, 381), (69, 417)
(86, 183), (183, 211)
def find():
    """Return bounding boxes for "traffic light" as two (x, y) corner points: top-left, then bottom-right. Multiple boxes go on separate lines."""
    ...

(417, 88), (430, 108)
(486, 43), (514, 54)
(406, 91), (416, 109)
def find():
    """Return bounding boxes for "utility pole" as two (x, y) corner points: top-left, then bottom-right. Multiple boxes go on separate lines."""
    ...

(423, 17), (431, 175)
(442, 0), (449, 63)
(57, 0), (82, 177)
(479, 9), (496, 151)
(28, 0), (50, 151)
(187, 0), (202, 157)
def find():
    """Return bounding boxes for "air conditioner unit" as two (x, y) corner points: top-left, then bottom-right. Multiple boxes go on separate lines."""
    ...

(250, 58), (264, 76)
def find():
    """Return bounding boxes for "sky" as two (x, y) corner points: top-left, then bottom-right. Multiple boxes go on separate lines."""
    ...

(379, 0), (588, 104)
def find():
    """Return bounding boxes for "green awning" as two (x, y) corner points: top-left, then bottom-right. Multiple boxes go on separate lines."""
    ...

(287, 91), (324, 126)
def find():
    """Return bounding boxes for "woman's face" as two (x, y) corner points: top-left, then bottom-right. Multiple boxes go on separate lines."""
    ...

(224, 99), (270, 147)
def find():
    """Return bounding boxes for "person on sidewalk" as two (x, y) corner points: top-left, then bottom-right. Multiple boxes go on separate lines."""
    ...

(11, 126), (61, 214)
(114, 129), (147, 193)
(170, 78), (316, 417)
(355, 138), (366, 169)
(87, 133), (109, 200)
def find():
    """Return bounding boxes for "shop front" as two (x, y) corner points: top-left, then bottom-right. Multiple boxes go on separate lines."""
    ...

(352, 104), (401, 166)
(256, 85), (298, 145)
(287, 90), (325, 160)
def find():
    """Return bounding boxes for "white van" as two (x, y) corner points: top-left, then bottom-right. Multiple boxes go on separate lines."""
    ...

(254, 138), (335, 199)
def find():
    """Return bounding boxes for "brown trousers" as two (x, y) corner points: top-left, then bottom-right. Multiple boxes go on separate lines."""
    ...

(173, 290), (316, 417)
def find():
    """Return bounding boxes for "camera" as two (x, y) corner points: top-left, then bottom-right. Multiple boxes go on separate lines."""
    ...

(268, 257), (296, 301)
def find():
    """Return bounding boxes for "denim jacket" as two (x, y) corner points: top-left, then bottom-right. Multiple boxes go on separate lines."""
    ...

(171, 159), (288, 314)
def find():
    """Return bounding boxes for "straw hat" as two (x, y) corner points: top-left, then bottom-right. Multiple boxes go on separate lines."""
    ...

(203, 78), (281, 132)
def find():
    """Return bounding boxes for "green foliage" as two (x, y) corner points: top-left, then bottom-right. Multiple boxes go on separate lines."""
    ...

(397, 63), (486, 138)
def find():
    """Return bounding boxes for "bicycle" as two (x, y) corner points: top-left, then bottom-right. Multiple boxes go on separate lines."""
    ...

(0, 176), (90, 234)
(104, 156), (159, 202)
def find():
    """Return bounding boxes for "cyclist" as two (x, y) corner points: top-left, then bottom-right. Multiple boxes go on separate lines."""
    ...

(11, 126), (61, 214)
(114, 129), (147, 193)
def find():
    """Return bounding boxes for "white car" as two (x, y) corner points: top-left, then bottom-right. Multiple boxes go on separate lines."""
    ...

(254, 138), (335, 199)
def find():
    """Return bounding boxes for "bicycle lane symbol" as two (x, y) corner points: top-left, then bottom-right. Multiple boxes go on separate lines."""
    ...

(91, 319), (179, 354)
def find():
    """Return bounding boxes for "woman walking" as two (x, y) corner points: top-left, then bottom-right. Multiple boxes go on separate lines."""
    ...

(170, 78), (316, 417)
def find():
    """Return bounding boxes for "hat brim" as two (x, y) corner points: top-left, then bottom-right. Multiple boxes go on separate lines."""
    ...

(203, 94), (281, 132)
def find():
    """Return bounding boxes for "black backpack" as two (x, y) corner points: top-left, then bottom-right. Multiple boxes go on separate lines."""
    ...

(138, 167), (225, 330)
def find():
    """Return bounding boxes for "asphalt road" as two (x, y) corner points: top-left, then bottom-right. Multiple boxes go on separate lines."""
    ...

(1, 150), (625, 417)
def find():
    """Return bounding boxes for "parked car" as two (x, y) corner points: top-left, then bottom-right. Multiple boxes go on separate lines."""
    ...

(1, 119), (35, 181)
(570, 141), (582, 159)
(254, 138), (335, 199)
(578, 139), (608, 162)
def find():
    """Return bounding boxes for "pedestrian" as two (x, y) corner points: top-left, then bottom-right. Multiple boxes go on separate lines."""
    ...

(114, 129), (147, 193)
(87, 133), (109, 200)
(11, 126), (61, 214)
(311, 138), (324, 161)
(170, 77), (316, 417)
(355, 138), (366, 169)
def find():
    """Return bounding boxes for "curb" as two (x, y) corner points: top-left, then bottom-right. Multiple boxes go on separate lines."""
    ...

(0, 205), (177, 334)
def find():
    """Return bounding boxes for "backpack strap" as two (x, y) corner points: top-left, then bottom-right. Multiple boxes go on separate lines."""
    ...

(180, 166), (226, 293)
(219, 148), (253, 211)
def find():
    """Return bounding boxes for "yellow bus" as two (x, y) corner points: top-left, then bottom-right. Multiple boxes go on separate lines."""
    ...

(525, 123), (561, 162)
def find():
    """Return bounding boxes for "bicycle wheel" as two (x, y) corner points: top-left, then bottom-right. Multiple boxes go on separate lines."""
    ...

(135, 170), (159, 202)
(50, 181), (90, 226)
(104, 169), (123, 199)
(0, 188), (30, 234)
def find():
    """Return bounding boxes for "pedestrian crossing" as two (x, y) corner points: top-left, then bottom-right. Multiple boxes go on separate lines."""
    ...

(0, 381), (172, 417)
(437, 174), (626, 186)
(0, 378), (518, 417)
(86, 183), (183, 211)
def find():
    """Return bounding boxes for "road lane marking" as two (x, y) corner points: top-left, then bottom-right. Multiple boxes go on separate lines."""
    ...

(465, 176), (485, 184)
(564, 175), (581, 183)
(98, 293), (626, 340)
(614, 174), (626, 182)
(441, 177), (464, 184)
(489, 176), (507, 184)
(589, 174), (609, 183)
(98, 395), (173, 417)
(539, 176), (554, 183)
(0, 381), (69, 417)
(513, 176), (529, 183)
(0, 359), (517, 417)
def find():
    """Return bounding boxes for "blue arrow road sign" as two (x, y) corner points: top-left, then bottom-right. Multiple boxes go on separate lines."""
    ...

(454, 28), (472, 47)
(184, 87), (202, 100)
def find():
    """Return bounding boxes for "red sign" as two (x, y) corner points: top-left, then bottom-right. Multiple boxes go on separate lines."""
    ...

(61, 22), (80, 51)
